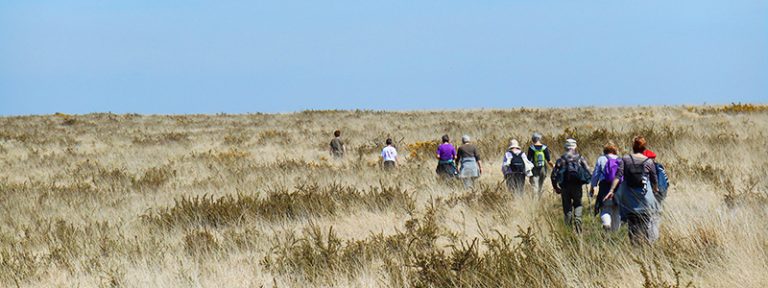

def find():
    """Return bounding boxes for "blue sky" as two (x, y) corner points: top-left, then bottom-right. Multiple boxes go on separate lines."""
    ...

(1, 0), (765, 115)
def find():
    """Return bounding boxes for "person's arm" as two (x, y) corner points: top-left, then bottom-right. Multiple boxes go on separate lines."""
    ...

(381, 149), (386, 165)
(527, 147), (534, 163)
(647, 160), (659, 194)
(394, 149), (399, 167)
(342, 140), (346, 154)
(545, 147), (554, 168)
(590, 157), (602, 195)
(605, 158), (624, 200)
(551, 159), (562, 193)
(475, 148), (482, 174)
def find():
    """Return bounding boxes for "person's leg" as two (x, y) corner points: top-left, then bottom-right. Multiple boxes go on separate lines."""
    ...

(514, 174), (526, 197)
(609, 204), (621, 232)
(505, 174), (514, 192)
(628, 213), (651, 245)
(561, 189), (573, 226)
(571, 185), (584, 234)
(537, 168), (547, 198)
(599, 208), (612, 230)
(648, 213), (661, 243)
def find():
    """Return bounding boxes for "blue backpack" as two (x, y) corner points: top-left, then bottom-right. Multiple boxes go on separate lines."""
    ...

(655, 162), (669, 201)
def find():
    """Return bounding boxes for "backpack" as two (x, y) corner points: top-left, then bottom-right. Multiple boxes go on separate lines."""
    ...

(531, 145), (547, 167)
(625, 156), (650, 188)
(603, 157), (621, 183)
(655, 162), (669, 201)
(557, 154), (591, 185)
(507, 151), (526, 174)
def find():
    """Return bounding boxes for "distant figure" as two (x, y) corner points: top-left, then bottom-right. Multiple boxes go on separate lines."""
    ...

(435, 135), (457, 179)
(381, 138), (398, 170)
(502, 139), (532, 195)
(457, 135), (483, 188)
(605, 136), (660, 245)
(329, 130), (346, 159)
(551, 139), (591, 234)
(590, 142), (621, 231)
(528, 133), (554, 198)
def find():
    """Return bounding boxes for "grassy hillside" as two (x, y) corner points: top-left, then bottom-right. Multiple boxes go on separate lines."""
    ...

(1, 104), (767, 287)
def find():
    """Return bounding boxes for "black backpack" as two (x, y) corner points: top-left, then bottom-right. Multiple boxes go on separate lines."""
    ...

(507, 152), (525, 174)
(625, 156), (650, 188)
(559, 154), (590, 185)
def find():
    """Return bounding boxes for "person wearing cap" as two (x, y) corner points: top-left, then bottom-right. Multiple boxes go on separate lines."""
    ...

(435, 134), (458, 179)
(527, 132), (555, 198)
(502, 139), (533, 195)
(457, 135), (483, 188)
(551, 138), (590, 233)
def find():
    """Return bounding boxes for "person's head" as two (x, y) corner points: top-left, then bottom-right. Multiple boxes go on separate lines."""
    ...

(603, 142), (618, 155)
(564, 138), (577, 151)
(531, 132), (543, 143)
(441, 134), (450, 143)
(632, 136), (647, 154)
(386, 138), (393, 146)
(461, 135), (471, 144)
(509, 139), (521, 150)
(334, 130), (341, 137)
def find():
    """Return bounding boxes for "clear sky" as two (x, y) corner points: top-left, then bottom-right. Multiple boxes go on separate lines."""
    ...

(1, 1), (766, 115)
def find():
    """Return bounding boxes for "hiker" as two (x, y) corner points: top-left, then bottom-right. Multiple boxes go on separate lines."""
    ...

(435, 135), (457, 179)
(528, 133), (554, 198)
(642, 148), (669, 241)
(329, 130), (346, 159)
(551, 139), (591, 233)
(605, 136), (660, 245)
(502, 139), (533, 195)
(381, 138), (398, 170)
(457, 135), (483, 188)
(643, 149), (669, 203)
(590, 142), (621, 231)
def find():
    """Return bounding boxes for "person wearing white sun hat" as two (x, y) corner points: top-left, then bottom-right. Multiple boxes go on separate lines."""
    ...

(502, 139), (533, 195)
(551, 138), (591, 234)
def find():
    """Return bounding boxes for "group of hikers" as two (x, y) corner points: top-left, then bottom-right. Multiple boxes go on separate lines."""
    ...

(329, 130), (669, 244)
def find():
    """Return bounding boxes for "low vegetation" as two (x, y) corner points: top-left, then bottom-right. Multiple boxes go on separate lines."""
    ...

(1, 105), (767, 287)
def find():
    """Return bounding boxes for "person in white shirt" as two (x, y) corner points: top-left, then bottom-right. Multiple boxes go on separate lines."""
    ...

(381, 138), (398, 170)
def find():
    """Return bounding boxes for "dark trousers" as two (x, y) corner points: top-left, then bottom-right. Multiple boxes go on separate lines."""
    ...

(627, 212), (653, 245)
(560, 184), (584, 232)
(383, 160), (396, 170)
(505, 173), (526, 195)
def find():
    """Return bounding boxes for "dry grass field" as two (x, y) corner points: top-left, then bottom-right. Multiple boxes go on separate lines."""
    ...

(1, 104), (767, 287)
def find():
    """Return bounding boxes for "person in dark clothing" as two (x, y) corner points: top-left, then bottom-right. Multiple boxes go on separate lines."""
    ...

(551, 138), (590, 234)
(528, 133), (554, 198)
(605, 136), (660, 245)
(329, 130), (346, 159)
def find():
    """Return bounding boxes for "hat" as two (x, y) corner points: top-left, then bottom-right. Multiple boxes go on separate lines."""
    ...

(508, 139), (521, 149)
(564, 139), (577, 149)
(643, 149), (657, 159)
(462, 135), (471, 144)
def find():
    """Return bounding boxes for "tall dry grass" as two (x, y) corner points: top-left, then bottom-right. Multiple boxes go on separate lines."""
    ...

(1, 104), (767, 287)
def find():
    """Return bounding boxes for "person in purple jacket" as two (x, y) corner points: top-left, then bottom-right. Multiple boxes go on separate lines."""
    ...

(435, 134), (457, 179)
